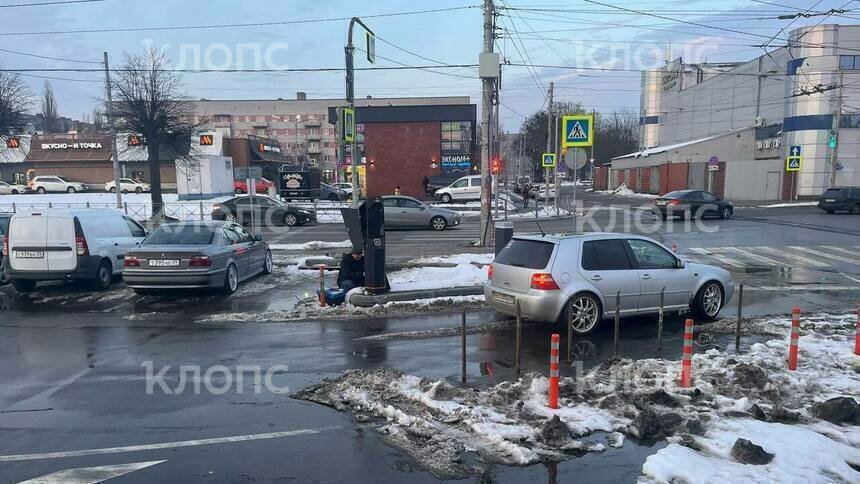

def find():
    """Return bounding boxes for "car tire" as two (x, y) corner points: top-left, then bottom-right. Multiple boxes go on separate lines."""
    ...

(109, 187), (117, 193)
(225, 213), (237, 222)
(262, 250), (274, 275)
(91, 260), (112, 291)
(67, 187), (76, 193)
(135, 187), (143, 194)
(328, 193), (339, 202)
(441, 193), (452, 203)
(36, 187), (46, 194)
(851, 204), (860, 215)
(560, 293), (602, 335)
(692, 281), (723, 321)
(284, 213), (298, 226)
(11, 189), (19, 194)
(221, 264), (239, 295)
(720, 207), (733, 219)
(430, 216), (448, 231)
(12, 279), (37, 292)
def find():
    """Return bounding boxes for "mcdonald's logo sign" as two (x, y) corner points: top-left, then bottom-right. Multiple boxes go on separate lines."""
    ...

(199, 134), (214, 146)
(6, 137), (21, 149)
(127, 134), (144, 147)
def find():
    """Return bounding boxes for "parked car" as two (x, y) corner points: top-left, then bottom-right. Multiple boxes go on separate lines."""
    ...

(29, 175), (89, 194)
(105, 178), (151, 194)
(122, 221), (273, 295)
(652, 190), (733, 220)
(0, 181), (27, 195)
(818, 186), (860, 214)
(320, 183), (349, 202)
(233, 178), (274, 195)
(330, 182), (356, 193)
(514, 176), (532, 194)
(381, 196), (460, 231)
(211, 195), (317, 227)
(485, 233), (734, 334)
(435, 175), (481, 203)
(2, 209), (147, 292)
(0, 214), (10, 285)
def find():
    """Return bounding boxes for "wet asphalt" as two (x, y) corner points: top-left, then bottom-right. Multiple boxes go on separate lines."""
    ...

(0, 202), (858, 482)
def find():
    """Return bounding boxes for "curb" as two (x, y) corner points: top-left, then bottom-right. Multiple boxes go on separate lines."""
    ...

(348, 285), (484, 307)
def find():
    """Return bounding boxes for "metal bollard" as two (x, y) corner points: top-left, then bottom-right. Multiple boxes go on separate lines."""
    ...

(567, 299), (573, 363)
(199, 201), (205, 221)
(515, 300), (522, 375)
(123, 202), (128, 215)
(855, 307), (860, 356)
(680, 319), (694, 387)
(613, 291), (621, 357)
(11, 203), (15, 214)
(461, 311), (467, 383)
(788, 307), (800, 370)
(657, 287), (665, 352)
(548, 334), (560, 409)
(318, 265), (326, 308)
(735, 283), (744, 352)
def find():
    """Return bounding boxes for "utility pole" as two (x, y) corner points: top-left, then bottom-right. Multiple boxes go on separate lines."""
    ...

(345, 17), (374, 207)
(103, 51), (122, 209)
(479, 0), (496, 247)
(553, 104), (560, 214)
(493, 102), (500, 220)
(830, 69), (844, 187)
(545, 82), (554, 215)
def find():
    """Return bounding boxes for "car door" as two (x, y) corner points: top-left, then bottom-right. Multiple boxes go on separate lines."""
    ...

(578, 239), (641, 316)
(468, 177), (482, 200)
(700, 192), (721, 217)
(222, 224), (251, 279)
(448, 178), (469, 200)
(232, 198), (252, 225)
(382, 197), (402, 226)
(685, 191), (706, 217)
(397, 197), (427, 228)
(625, 238), (692, 312)
(122, 215), (146, 255)
(233, 223), (265, 276)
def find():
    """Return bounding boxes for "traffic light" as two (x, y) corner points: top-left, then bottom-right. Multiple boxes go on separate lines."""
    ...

(492, 157), (501, 174)
(829, 130), (837, 149)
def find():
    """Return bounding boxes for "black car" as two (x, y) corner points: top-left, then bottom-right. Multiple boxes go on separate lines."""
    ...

(211, 195), (317, 227)
(652, 190), (734, 220)
(818, 186), (860, 214)
(0, 214), (10, 285)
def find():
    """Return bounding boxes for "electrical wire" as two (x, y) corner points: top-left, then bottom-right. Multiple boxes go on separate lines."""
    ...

(0, 0), (115, 7)
(0, 47), (102, 64)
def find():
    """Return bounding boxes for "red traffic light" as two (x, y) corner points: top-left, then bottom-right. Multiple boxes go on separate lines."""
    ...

(491, 158), (501, 174)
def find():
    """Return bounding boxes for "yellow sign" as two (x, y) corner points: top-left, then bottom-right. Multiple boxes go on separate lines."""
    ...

(562, 114), (594, 148)
(541, 153), (556, 168)
(343, 108), (355, 143)
(785, 156), (802, 172)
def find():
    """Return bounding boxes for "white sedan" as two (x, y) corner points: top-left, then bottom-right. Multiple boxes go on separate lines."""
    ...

(0, 181), (27, 195)
(105, 178), (151, 193)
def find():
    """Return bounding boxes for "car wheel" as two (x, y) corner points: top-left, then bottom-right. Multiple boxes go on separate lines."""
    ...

(135, 187), (143, 194)
(109, 187), (117, 193)
(225, 213), (237, 222)
(91, 260), (112, 291)
(720, 207), (733, 219)
(67, 187), (76, 193)
(328, 193), (339, 202)
(262, 250), (274, 275)
(693, 281), (723, 320)
(430, 216), (447, 231)
(11, 189), (19, 194)
(851, 204), (860, 215)
(12, 279), (37, 292)
(562, 293), (602, 335)
(235, 188), (244, 194)
(36, 187), (46, 194)
(441, 193), (452, 203)
(222, 264), (239, 295)
(284, 213), (298, 226)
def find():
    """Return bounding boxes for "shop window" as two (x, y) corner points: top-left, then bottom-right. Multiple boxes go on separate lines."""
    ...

(441, 121), (472, 153)
(839, 55), (857, 70)
(840, 113), (860, 128)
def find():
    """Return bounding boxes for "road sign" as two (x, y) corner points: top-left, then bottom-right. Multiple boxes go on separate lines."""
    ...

(562, 114), (594, 148)
(785, 156), (802, 172)
(708, 155), (719, 172)
(789, 145), (801, 157)
(541, 153), (557, 168)
(564, 147), (588, 169)
(343, 108), (355, 143)
(366, 32), (376, 64)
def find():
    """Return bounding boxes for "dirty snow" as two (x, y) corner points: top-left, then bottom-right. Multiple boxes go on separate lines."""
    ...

(412, 253), (494, 266)
(269, 240), (354, 251)
(759, 201), (819, 208)
(388, 264), (486, 291)
(595, 183), (659, 199)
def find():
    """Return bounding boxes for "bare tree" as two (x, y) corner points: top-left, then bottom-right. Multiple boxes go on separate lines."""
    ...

(41, 81), (60, 133)
(111, 48), (202, 218)
(0, 67), (32, 139)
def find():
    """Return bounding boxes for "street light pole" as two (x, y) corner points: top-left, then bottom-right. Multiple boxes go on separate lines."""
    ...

(103, 51), (122, 209)
(345, 17), (374, 207)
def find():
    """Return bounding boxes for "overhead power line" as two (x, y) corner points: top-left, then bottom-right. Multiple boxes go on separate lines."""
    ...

(0, 0), (114, 8)
(0, 47), (102, 64)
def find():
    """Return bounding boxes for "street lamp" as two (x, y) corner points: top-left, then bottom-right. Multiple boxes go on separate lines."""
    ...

(345, 17), (375, 206)
(271, 114), (303, 164)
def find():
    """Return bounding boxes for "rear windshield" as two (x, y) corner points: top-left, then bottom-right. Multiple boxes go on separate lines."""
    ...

(495, 239), (555, 269)
(663, 190), (692, 198)
(822, 188), (847, 198)
(0, 217), (9, 236)
(143, 225), (216, 245)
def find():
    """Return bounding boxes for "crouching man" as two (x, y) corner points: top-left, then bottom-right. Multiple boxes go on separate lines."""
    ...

(337, 249), (365, 292)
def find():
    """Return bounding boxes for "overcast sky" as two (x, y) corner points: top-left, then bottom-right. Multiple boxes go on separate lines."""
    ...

(1, 0), (856, 130)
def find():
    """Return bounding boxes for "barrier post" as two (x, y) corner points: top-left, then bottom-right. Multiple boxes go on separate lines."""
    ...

(788, 307), (800, 370)
(199, 201), (205, 221)
(855, 307), (859, 355)
(567, 299), (573, 362)
(461, 310), (467, 384)
(656, 287), (665, 352)
(318, 265), (326, 308)
(735, 283), (744, 352)
(680, 319), (694, 388)
(548, 334), (560, 409)
(123, 202), (128, 215)
(515, 300), (522, 375)
(11, 203), (15, 214)
(613, 291), (621, 357)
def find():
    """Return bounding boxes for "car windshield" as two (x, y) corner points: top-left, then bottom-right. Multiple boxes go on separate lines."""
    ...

(495, 239), (555, 269)
(142, 224), (216, 245)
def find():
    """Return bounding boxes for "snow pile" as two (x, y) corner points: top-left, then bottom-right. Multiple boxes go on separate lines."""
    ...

(505, 206), (575, 219)
(595, 183), (659, 199)
(388, 264), (487, 291)
(269, 240), (354, 251)
(413, 253), (494, 266)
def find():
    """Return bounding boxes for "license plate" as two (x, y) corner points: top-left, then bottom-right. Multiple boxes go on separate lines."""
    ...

(825, 199), (836, 202)
(656, 201), (667, 206)
(149, 259), (180, 267)
(16, 251), (44, 259)
(492, 291), (515, 305)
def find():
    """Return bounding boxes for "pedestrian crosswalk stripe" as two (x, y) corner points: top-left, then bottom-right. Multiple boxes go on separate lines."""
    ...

(683, 245), (860, 270)
(728, 247), (789, 267)
(823, 245), (860, 258)
(687, 248), (746, 268)
(767, 246), (832, 268)
(788, 246), (860, 265)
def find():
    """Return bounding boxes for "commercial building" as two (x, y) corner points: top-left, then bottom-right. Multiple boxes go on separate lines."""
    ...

(604, 24), (860, 200)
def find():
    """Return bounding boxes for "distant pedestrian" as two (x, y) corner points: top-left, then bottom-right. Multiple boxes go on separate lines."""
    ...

(522, 183), (531, 209)
(422, 175), (430, 196)
(394, 186), (402, 196)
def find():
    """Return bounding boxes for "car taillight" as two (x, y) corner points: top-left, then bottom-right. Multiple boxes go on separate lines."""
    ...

(75, 236), (89, 256)
(668, 199), (681, 206)
(1, 235), (7, 257)
(487, 264), (493, 280)
(530, 273), (560, 290)
(124, 256), (140, 267)
(189, 256), (212, 267)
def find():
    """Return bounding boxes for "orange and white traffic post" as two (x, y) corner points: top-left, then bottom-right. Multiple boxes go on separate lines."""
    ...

(318, 265), (327, 308)
(548, 333), (560, 409)
(679, 319), (694, 388)
(788, 307), (800, 370)
(854, 307), (859, 356)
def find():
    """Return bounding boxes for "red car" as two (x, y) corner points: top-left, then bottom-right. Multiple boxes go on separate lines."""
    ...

(234, 178), (274, 194)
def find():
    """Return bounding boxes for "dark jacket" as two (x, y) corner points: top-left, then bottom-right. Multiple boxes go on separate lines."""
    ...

(337, 253), (365, 287)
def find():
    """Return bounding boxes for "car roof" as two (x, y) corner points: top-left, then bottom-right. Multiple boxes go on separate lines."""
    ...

(513, 232), (657, 243)
(11, 208), (122, 218)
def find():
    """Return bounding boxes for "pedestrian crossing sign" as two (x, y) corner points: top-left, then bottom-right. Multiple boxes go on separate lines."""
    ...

(542, 153), (556, 168)
(562, 114), (594, 148)
(785, 156), (802, 172)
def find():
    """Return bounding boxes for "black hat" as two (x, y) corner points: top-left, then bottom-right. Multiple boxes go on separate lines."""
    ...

(349, 249), (363, 255)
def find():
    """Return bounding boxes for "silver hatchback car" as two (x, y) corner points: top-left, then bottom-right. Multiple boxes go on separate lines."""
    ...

(485, 233), (734, 334)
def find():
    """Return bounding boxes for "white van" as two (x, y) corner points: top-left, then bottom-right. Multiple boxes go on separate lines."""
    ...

(435, 175), (482, 203)
(2, 209), (147, 292)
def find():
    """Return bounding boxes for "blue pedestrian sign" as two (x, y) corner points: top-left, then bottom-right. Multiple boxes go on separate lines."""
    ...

(542, 153), (557, 168)
(562, 114), (594, 148)
(789, 145), (801, 157)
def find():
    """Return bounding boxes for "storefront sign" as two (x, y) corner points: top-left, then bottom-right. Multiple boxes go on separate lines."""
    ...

(441, 154), (471, 169)
(258, 143), (281, 154)
(41, 142), (103, 150)
(199, 134), (214, 146)
(127, 134), (145, 147)
(6, 137), (21, 149)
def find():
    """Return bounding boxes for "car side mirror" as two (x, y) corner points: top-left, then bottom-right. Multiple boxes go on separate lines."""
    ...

(254, 235), (263, 242)
(675, 259), (685, 269)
